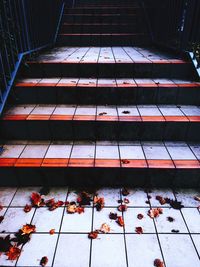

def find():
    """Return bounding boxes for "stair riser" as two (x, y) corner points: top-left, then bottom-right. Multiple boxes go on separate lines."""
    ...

(62, 15), (139, 23)
(22, 63), (194, 79)
(1, 120), (200, 141)
(13, 86), (200, 105)
(61, 24), (143, 33)
(65, 8), (141, 14)
(0, 167), (199, 188)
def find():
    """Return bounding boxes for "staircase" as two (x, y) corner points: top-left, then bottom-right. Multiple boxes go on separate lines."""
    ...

(0, 0), (200, 188)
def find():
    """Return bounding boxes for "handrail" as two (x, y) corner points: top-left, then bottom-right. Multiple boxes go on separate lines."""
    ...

(0, 0), (65, 114)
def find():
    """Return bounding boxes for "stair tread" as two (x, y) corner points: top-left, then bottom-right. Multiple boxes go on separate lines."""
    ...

(3, 104), (200, 122)
(0, 140), (199, 169)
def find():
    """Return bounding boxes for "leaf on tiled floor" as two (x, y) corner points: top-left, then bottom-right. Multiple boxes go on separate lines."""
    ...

(49, 229), (55, 235)
(24, 204), (32, 213)
(0, 216), (4, 223)
(135, 226), (143, 234)
(154, 258), (165, 267)
(121, 188), (130, 196)
(100, 223), (111, 233)
(116, 216), (124, 227)
(109, 212), (118, 220)
(77, 191), (92, 206)
(137, 214), (144, 220)
(167, 216), (175, 222)
(40, 256), (48, 266)
(88, 231), (99, 239)
(31, 192), (45, 207)
(148, 208), (163, 219)
(118, 204), (127, 212)
(6, 245), (21, 261)
(94, 196), (105, 211)
(0, 235), (12, 252)
(21, 224), (36, 235)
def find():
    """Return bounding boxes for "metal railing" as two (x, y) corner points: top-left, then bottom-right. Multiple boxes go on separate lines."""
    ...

(143, 0), (200, 69)
(0, 0), (65, 114)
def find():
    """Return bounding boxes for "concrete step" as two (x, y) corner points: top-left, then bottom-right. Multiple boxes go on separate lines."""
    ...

(0, 140), (199, 187)
(1, 104), (200, 141)
(12, 78), (200, 105)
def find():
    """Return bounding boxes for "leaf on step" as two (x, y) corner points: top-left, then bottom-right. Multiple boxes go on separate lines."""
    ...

(121, 188), (129, 196)
(100, 223), (110, 233)
(31, 192), (45, 207)
(49, 229), (55, 235)
(118, 204), (127, 212)
(165, 198), (184, 210)
(24, 204), (32, 213)
(98, 112), (107, 116)
(123, 198), (130, 204)
(154, 258), (165, 267)
(148, 208), (163, 219)
(46, 199), (64, 211)
(77, 191), (92, 206)
(121, 159), (130, 164)
(137, 214), (144, 220)
(6, 246), (21, 261)
(122, 110), (130, 114)
(0, 216), (4, 223)
(116, 216), (124, 227)
(123, 82), (130, 85)
(88, 231), (99, 239)
(167, 216), (175, 222)
(40, 256), (48, 266)
(94, 196), (105, 211)
(156, 195), (166, 205)
(109, 212), (118, 220)
(67, 203), (77, 214)
(135, 227), (143, 234)
(21, 224), (36, 235)
(0, 235), (12, 252)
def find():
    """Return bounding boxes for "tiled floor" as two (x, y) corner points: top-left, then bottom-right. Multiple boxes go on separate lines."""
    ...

(0, 187), (199, 266)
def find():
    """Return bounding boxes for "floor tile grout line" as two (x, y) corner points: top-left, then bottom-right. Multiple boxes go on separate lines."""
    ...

(0, 187), (19, 220)
(89, 192), (95, 267)
(146, 190), (167, 267)
(172, 191), (200, 260)
(120, 188), (129, 267)
(51, 188), (69, 267)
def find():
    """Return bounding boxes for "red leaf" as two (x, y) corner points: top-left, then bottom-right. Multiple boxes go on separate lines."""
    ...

(135, 227), (143, 234)
(21, 224), (36, 235)
(94, 196), (105, 211)
(88, 231), (99, 239)
(154, 258), (164, 267)
(156, 195), (166, 205)
(137, 214), (144, 220)
(31, 192), (44, 207)
(76, 207), (85, 214)
(148, 208), (163, 219)
(0, 205), (3, 211)
(40, 256), (48, 266)
(6, 246), (21, 261)
(49, 229), (55, 235)
(24, 204), (32, 213)
(116, 216), (124, 227)
(118, 204), (127, 212)
(123, 198), (130, 204)
(121, 159), (130, 164)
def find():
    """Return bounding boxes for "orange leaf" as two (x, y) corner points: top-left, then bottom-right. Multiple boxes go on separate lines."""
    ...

(49, 229), (55, 235)
(21, 224), (36, 235)
(116, 216), (124, 227)
(6, 246), (21, 261)
(100, 223), (110, 233)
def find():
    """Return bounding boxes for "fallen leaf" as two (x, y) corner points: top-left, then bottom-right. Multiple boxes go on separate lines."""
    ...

(76, 207), (85, 214)
(31, 192), (45, 207)
(77, 192), (92, 206)
(88, 231), (99, 239)
(121, 159), (130, 164)
(67, 204), (77, 214)
(122, 110), (130, 114)
(94, 196), (105, 211)
(121, 188), (129, 196)
(156, 195), (166, 205)
(0, 205), (3, 211)
(123, 82), (130, 84)
(100, 223), (110, 233)
(0, 216), (4, 223)
(13, 231), (30, 246)
(6, 246), (21, 261)
(98, 112), (107, 116)
(109, 212), (118, 220)
(148, 208), (163, 219)
(116, 216), (124, 227)
(40, 256), (48, 266)
(21, 224), (36, 235)
(167, 216), (175, 222)
(24, 204), (32, 213)
(49, 229), (55, 235)
(137, 214), (144, 220)
(165, 198), (184, 210)
(154, 258), (164, 267)
(123, 198), (130, 204)
(0, 235), (12, 252)
(171, 229), (179, 233)
(135, 227), (143, 234)
(118, 204), (127, 212)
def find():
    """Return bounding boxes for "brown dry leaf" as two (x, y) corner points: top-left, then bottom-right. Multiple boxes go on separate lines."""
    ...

(167, 216), (174, 222)
(122, 110), (130, 114)
(67, 204), (77, 214)
(24, 204), (32, 213)
(116, 216), (124, 227)
(121, 159), (130, 164)
(135, 227), (143, 234)
(40, 256), (48, 266)
(118, 204), (127, 212)
(137, 214), (144, 220)
(31, 192), (44, 207)
(21, 224), (36, 235)
(121, 188), (129, 196)
(156, 195), (166, 205)
(109, 212), (118, 220)
(100, 223), (111, 233)
(98, 112), (107, 116)
(154, 258), (165, 267)
(148, 208), (163, 219)
(0, 216), (4, 223)
(6, 246), (21, 261)
(94, 196), (105, 211)
(77, 191), (92, 206)
(88, 231), (99, 239)
(49, 229), (55, 235)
